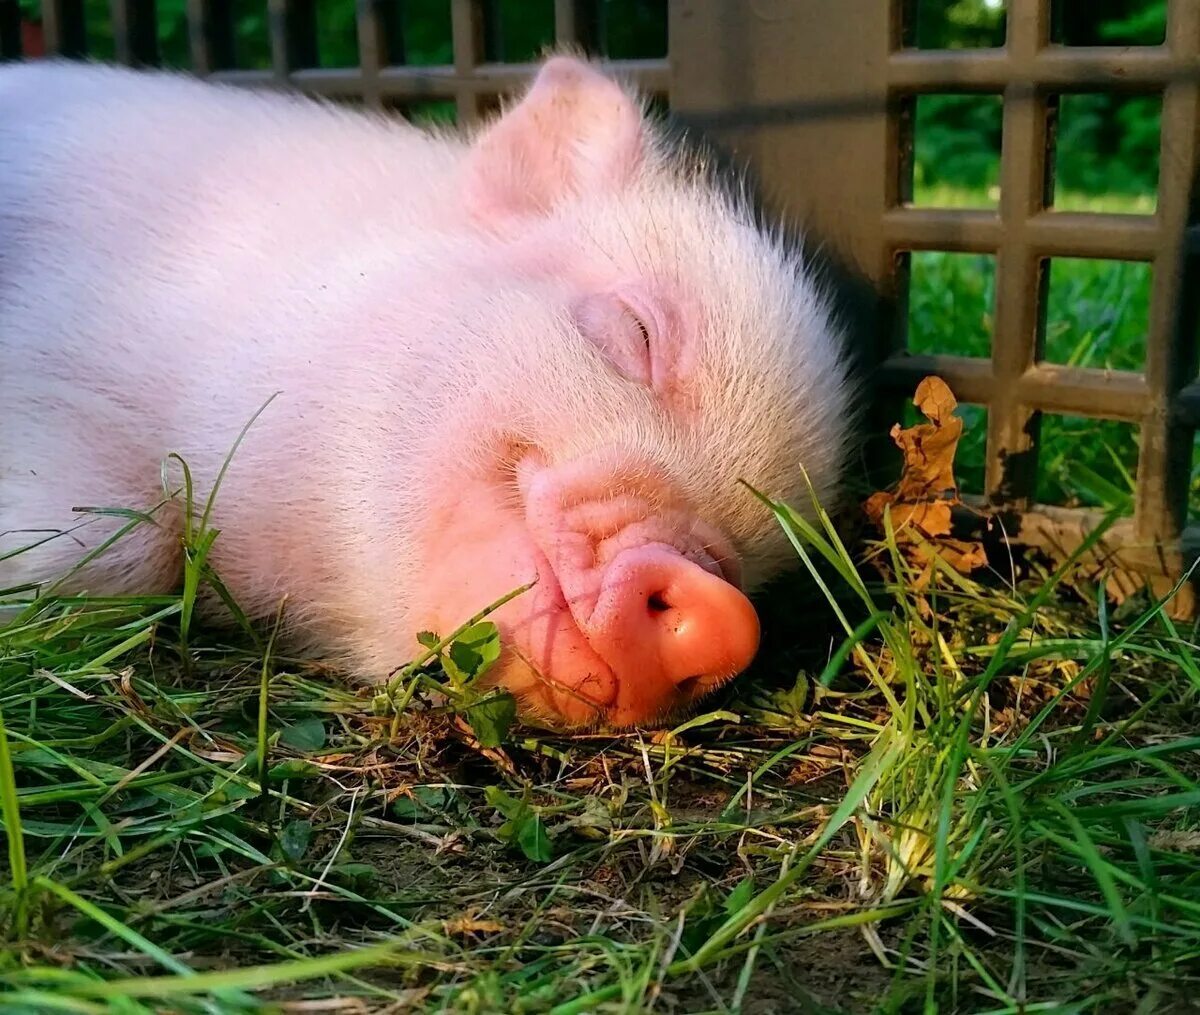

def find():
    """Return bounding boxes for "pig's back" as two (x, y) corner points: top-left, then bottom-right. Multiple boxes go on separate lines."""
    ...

(0, 61), (465, 269)
(0, 59), (466, 420)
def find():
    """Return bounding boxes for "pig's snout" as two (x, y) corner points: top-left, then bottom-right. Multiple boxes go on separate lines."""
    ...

(588, 544), (760, 707)
(509, 455), (761, 727)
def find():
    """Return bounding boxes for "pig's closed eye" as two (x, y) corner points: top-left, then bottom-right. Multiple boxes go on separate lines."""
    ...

(575, 290), (658, 388)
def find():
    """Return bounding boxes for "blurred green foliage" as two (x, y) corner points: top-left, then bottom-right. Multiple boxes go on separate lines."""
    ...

(912, 0), (1165, 204)
(907, 252), (996, 362)
(1054, 92), (1161, 204)
(913, 94), (1004, 202)
(912, 0), (1007, 49)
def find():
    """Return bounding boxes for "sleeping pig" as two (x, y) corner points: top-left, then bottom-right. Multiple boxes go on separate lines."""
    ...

(0, 54), (859, 728)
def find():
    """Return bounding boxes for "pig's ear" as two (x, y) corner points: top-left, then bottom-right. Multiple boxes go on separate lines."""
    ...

(463, 56), (646, 222)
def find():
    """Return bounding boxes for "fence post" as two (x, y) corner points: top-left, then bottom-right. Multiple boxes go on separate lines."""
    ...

(668, 2), (894, 291)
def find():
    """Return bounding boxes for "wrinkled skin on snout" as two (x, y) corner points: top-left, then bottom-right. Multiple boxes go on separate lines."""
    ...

(0, 55), (857, 729)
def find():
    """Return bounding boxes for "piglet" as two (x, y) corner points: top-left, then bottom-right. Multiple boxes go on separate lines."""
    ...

(0, 55), (858, 728)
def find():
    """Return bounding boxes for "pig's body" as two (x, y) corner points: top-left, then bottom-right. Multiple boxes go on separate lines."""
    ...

(0, 62), (488, 652)
(0, 57), (858, 728)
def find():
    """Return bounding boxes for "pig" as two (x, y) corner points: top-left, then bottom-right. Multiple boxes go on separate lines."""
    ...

(0, 54), (861, 729)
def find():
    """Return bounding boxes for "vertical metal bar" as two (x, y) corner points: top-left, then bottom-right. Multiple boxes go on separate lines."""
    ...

(670, 0), (893, 480)
(187, 0), (236, 75)
(885, 0), (914, 402)
(1135, 0), (1200, 559)
(670, 0), (891, 280)
(554, 0), (599, 53)
(42, 0), (87, 57)
(268, 0), (317, 83)
(451, 0), (486, 124)
(268, 0), (289, 79)
(111, 0), (160, 67)
(357, 0), (387, 108)
(984, 0), (1050, 506)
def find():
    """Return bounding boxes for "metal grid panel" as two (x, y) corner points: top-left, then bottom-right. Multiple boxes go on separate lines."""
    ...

(876, 0), (1200, 585)
(671, 0), (1200, 594)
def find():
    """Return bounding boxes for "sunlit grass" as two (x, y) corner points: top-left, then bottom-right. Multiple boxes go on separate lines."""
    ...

(908, 185), (1155, 216)
(1053, 190), (1158, 215)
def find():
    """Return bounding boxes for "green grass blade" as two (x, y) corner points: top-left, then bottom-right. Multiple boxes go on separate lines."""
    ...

(0, 704), (29, 937)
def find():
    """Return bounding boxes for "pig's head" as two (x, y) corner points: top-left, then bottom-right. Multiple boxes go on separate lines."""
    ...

(411, 56), (861, 730)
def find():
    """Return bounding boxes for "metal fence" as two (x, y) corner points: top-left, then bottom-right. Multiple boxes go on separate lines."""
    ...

(3, 0), (1199, 602)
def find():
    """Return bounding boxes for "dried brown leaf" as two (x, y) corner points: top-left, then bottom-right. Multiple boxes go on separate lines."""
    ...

(444, 915), (506, 937)
(894, 377), (963, 502)
(862, 375), (988, 579)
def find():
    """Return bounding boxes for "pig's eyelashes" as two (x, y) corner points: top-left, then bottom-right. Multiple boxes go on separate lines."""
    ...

(621, 304), (656, 380)
(630, 312), (651, 353)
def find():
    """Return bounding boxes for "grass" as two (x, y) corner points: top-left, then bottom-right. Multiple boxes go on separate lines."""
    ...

(3, 177), (1200, 1011)
(3, 456), (1200, 1012)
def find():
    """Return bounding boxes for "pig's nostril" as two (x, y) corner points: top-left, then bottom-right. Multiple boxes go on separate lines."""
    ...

(647, 591), (670, 614)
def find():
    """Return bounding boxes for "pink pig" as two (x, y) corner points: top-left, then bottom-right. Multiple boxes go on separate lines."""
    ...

(0, 55), (858, 728)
